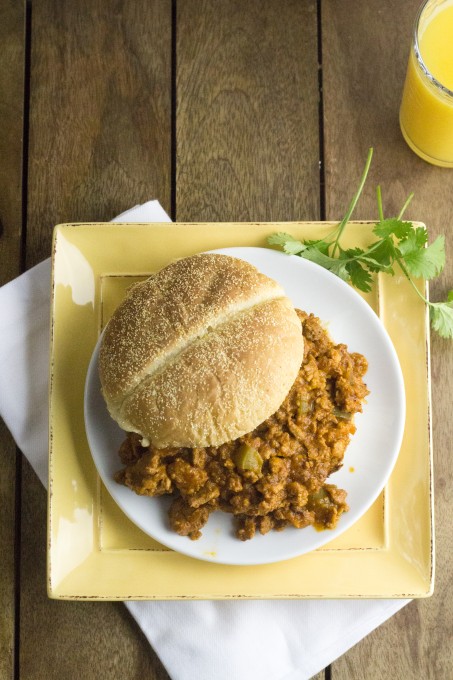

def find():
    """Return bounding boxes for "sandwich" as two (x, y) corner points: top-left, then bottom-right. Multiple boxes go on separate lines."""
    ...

(99, 253), (368, 541)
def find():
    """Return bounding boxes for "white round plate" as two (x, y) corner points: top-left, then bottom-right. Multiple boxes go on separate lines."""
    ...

(84, 247), (406, 566)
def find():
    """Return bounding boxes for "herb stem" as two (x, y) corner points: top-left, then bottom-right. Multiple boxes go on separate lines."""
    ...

(397, 192), (415, 220)
(332, 148), (374, 257)
(377, 185), (384, 222)
(396, 256), (429, 306)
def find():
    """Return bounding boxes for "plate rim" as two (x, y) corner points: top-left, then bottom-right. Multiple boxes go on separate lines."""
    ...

(84, 245), (406, 566)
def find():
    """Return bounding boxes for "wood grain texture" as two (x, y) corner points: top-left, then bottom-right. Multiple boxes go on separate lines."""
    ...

(0, 0), (24, 284)
(26, 0), (173, 269)
(322, 0), (425, 221)
(0, 421), (17, 680)
(176, 3), (323, 672)
(322, 1), (453, 678)
(0, 1), (24, 678)
(20, 1), (172, 678)
(176, 0), (320, 222)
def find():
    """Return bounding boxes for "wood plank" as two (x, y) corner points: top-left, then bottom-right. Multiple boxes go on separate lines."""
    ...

(176, 0), (320, 222)
(322, 1), (453, 678)
(25, 0), (173, 270)
(176, 0), (321, 674)
(21, 1), (172, 678)
(0, 421), (18, 680)
(0, 0), (25, 678)
(0, 0), (24, 281)
(176, 3), (325, 676)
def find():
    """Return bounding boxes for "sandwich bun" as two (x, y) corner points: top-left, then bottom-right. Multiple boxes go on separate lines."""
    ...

(99, 253), (304, 448)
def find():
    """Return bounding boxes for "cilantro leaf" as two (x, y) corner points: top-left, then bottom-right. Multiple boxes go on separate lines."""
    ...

(282, 241), (307, 255)
(303, 239), (331, 255)
(398, 226), (428, 253)
(267, 233), (306, 255)
(399, 233), (445, 279)
(357, 255), (394, 274)
(364, 238), (398, 271)
(430, 300), (453, 339)
(343, 246), (394, 274)
(299, 247), (337, 268)
(346, 260), (373, 292)
(267, 232), (294, 246)
(328, 259), (350, 282)
(343, 247), (366, 259)
(299, 247), (349, 281)
(373, 218), (413, 239)
(448, 290), (453, 302)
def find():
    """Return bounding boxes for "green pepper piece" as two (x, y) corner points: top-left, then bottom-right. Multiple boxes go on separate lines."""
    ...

(297, 399), (312, 417)
(308, 487), (328, 502)
(235, 443), (263, 473)
(332, 408), (352, 420)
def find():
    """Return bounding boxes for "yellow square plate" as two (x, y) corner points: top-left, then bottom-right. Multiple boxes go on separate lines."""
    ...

(48, 222), (433, 600)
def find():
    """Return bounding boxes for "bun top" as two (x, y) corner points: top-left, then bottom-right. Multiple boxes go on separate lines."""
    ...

(99, 253), (304, 448)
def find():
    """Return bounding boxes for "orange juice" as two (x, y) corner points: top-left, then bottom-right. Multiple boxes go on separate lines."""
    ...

(400, 0), (453, 166)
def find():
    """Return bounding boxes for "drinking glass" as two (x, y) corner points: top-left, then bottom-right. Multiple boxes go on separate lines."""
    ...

(400, 0), (453, 167)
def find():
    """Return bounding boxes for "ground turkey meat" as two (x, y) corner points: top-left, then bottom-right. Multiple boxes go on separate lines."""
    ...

(114, 311), (369, 541)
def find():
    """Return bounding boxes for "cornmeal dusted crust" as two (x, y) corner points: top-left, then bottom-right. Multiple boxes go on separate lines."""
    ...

(99, 253), (304, 448)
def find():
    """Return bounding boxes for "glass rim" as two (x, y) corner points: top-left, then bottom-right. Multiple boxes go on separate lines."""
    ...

(413, 0), (453, 99)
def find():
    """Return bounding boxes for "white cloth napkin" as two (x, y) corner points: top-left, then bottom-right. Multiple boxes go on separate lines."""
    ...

(0, 200), (409, 680)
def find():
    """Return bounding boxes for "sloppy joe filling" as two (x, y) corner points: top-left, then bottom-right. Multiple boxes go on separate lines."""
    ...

(115, 311), (369, 541)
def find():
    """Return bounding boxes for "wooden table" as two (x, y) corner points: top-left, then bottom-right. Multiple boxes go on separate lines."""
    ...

(1, 1), (452, 678)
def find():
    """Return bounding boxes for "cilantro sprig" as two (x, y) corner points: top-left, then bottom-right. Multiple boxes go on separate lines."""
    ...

(268, 148), (453, 339)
